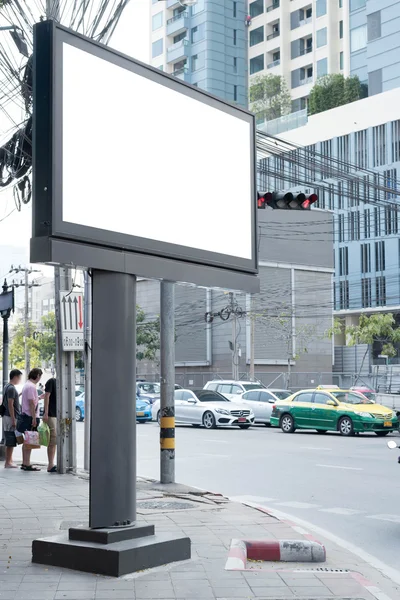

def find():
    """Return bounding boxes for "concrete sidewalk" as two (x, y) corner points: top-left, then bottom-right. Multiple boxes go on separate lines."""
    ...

(0, 468), (399, 600)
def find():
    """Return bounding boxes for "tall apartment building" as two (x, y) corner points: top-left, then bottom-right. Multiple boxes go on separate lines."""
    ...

(248, 0), (350, 113)
(150, 0), (248, 106)
(350, 0), (400, 95)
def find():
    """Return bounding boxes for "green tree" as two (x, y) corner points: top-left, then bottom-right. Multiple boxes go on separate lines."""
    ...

(9, 320), (40, 370)
(308, 74), (368, 116)
(136, 306), (160, 362)
(40, 312), (56, 363)
(249, 73), (291, 122)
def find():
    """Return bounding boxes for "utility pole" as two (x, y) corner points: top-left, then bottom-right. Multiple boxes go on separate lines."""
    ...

(83, 270), (92, 472)
(54, 266), (76, 474)
(230, 292), (239, 380)
(10, 266), (40, 378)
(160, 281), (175, 483)
(0, 279), (14, 461)
(250, 304), (255, 381)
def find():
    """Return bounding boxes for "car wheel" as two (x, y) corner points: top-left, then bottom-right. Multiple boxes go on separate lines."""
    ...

(338, 416), (354, 436)
(202, 411), (216, 429)
(137, 420), (146, 424)
(280, 414), (295, 433)
(375, 431), (390, 437)
(238, 424), (251, 429)
(75, 407), (82, 422)
(316, 430), (327, 434)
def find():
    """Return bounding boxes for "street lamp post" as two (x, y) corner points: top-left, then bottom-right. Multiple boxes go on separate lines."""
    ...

(0, 25), (29, 57)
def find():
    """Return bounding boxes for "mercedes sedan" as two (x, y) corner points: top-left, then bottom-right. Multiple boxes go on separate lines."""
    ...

(152, 389), (255, 429)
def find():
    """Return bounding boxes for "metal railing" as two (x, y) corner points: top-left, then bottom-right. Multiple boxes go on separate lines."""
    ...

(173, 66), (189, 76)
(267, 30), (280, 40)
(167, 11), (188, 25)
(167, 38), (189, 53)
(300, 46), (312, 55)
(266, 1), (280, 12)
(299, 16), (312, 26)
(267, 59), (281, 69)
(299, 75), (313, 85)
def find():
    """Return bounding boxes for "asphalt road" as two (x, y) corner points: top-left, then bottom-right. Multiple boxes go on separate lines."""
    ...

(33, 421), (400, 574)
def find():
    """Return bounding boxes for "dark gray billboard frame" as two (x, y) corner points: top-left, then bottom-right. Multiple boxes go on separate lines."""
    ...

(31, 20), (258, 577)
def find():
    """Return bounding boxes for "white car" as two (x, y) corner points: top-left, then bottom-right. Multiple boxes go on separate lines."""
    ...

(152, 388), (255, 429)
(203, 379), (267, 401)
(239, 388), (281, 425)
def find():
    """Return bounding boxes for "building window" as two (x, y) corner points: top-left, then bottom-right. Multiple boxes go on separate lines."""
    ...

(392, 120), (400, 162)
(316, 0), (327, 17)
(339, 0), (343, 6)
(340, 51), (344, 70)
(350, 25), (367, 52)
(350, 0), (366, 11)
(250, 26), (264, 46)
(233, 57), (238, 73)
(367, 11), (381, 41)
(338, 213), (345, 242)
(350, 211), (360, 241)
(250, 0), (264, 18)
(316, 27), (327, 47)
(372, 124), (386, 167)
(375, 241), (385, 271)
(233, 85), (238, 102)
(191, 0), (205, 14)
(339, 247), (349, 276)
(233, 29), (237, 45)
(384, 206), (398, 235)
(152, 38), (163, 58)
(362, 278), (372, 308)
(339, 280), (349, 310)
(376, 276), (386, 306)
(250, 54), (264, 74)
(369, 69), (382, 96)
(192, 54), (198, 71)
(191, 23), (205, 44)
(317, 58), (327, 78)
(361, 244), (371, 273)
(364, 209), (371, 238)
(383, 168), (397, 200)
(374, 207), (381, 236)
(233, 1), (237, 17)
(320, 140), (332, 178)
(337, 135), (349, 173)
(355, 129), (367, 169)
(339, 20), (343, 39)
(152, 12), (163, 31)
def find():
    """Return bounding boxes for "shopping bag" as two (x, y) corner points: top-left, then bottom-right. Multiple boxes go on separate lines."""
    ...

(38, 421), (50, 447)
(14, 430), (24, 445)
(23, 430), (40, 450)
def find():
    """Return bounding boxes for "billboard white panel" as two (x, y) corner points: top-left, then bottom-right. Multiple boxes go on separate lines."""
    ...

(62, 43), (253, 260)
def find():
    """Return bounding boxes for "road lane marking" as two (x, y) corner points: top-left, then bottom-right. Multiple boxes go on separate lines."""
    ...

(230, 495), (277, 504)
(316, 464), (363, 471)
(301, 446), (332, 450)
(367, 514), (400, 524)
(319, 507), (362, 516)
(275, 501), (320, 509)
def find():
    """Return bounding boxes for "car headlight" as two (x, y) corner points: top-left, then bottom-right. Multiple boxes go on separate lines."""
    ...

(215, 408), (230, 415)
(353, 411), (372, 418)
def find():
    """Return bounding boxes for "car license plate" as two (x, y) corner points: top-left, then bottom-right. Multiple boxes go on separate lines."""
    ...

(137, 411), (145, 417)
(238, 417), (246, 423)
(384, 421), (392, 427)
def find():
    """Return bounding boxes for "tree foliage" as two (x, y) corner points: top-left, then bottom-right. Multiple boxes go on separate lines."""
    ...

(330, 313), (400, 358)
(308, 74), (368, 116)
(9, 320), (41, 370)
(249, 73), (291, 122)
(136, 306), (160, 362)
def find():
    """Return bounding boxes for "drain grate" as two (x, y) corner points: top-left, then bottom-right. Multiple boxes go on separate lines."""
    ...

(294, 568), (350, 573)
(137, 500), (194, 511)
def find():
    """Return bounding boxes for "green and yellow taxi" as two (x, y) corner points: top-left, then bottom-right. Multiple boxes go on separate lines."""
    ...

(270, 386), (399, 437)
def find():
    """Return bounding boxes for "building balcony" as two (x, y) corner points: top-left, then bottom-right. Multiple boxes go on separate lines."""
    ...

(167, 0), (181, 8)
(267, 30), (280, 41)
(300, 46), (312, 56)
(173, 66), (191, 82)
(299, 17), (312, 26)
(166, 11), (189, 37)
(266, 0), (280, 12)
(167, 39), (189, 63)
(299, 75), (313, 86)
(267, 59), (281, 69)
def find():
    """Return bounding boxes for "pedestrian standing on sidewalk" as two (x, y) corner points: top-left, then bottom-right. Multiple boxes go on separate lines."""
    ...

(18, 368), (43, 472)
(43, 376), (57, 473)
(2, 369), (23, 469)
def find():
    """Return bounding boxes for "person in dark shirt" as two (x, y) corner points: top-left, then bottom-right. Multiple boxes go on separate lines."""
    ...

(44, 377), (57, 473)
(2, 369), (22, 468)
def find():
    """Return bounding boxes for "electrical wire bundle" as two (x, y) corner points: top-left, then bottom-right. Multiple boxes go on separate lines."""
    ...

(0, 0), (131, 210)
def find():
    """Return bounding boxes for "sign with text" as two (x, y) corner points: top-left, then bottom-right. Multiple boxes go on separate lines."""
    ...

(60, 291), (84, 351)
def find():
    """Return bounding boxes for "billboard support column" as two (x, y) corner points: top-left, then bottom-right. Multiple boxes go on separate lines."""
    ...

(160, 281), (175, 484)
(90, 270), (137, 529)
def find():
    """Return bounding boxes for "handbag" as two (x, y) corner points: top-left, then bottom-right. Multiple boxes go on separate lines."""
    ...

(0, 384), (9, 417)
(23, 430), (40, 450)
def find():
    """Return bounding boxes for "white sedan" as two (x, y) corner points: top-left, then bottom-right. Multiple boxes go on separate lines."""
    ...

(152, 388), (255, 429)
(236, 388), (281, 425)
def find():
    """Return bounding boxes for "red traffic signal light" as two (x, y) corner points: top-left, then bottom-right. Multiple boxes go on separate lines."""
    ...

(257, 191), (318, 210)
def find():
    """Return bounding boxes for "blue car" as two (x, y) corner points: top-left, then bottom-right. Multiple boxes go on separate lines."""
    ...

(75, 393), (85, 422)
(136, 395), (152, 423)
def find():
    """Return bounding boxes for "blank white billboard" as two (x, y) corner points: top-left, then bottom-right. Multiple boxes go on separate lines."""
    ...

(61, 43), (253, 262)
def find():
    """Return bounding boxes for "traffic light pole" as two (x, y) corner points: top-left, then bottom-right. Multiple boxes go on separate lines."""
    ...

(160, 281), (175, 484)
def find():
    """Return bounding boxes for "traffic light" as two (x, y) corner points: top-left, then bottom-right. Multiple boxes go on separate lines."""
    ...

(257, 191), (318, 210)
